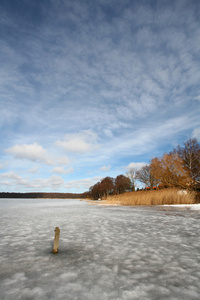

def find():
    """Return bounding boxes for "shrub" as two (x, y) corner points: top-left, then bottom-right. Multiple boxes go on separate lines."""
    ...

(105, 188), (196, 206)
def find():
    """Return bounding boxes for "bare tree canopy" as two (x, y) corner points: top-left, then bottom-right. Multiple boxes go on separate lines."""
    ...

(172, 138), (200, 189)
(135, 165), (158, 189)
(89, 175), (131, 199)
(126, 168), (136, 191)
(115, 175), (132, 194)
(89, 177), (114, 199)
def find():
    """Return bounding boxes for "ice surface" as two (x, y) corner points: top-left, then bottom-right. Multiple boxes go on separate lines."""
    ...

(0, 199), (200, 300)
(163, 203), (200, 211)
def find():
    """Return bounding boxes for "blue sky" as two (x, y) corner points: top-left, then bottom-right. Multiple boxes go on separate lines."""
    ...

(0, 0), (200, 193)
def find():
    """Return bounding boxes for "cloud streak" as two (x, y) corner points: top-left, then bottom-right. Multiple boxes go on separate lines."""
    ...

(0, 0), (200, 192)
(51, 167), (74, 175)
(0, 172), (65, 191)
(56, 130), (100, 154)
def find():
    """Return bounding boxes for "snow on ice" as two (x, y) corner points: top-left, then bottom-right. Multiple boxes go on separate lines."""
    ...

(0, 199), (200, 300)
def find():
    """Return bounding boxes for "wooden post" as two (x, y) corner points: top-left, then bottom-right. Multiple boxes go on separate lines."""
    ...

(53, 227), (60, 253)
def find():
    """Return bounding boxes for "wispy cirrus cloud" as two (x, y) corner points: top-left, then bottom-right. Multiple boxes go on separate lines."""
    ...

(0, 0), (200, 192)
(51, 167), (74, 175)
(65, 176), (102, 191)
(57, 156), (70, 165)
(0, 161), (8, 170)
(192, 127), (200, 141)
(29, 166), (40, 174)
(0, 171), (22, 180)
(100, 165), (111, 172)
(0, 172), (65, 191)
(126, 162), (147, 171)
(0, 0), (199, 141)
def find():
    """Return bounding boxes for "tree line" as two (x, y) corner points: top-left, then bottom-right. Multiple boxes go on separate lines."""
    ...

(89, 138), (200, 199)
(0, 192), (88, 199)
(89, 175), (132, 199)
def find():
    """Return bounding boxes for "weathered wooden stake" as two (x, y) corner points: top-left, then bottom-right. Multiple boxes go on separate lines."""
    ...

(53, 227), (60, 253)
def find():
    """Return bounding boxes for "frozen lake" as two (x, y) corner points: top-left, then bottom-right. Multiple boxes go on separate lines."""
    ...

(0, 199), (200, 300)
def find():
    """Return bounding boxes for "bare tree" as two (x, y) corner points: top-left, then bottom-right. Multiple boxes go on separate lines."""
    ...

(126, 168), (136, 191)
(172, 138), (200, 189)
(89, 182), (102, 199)
(115, 175), (131, 194)
(89, 177), (114, 199)
(100, 177), (114, 197)
(135, 165), (158, 189)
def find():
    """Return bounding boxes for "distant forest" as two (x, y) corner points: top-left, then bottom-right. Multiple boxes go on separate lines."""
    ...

(0, 192), (87, 199)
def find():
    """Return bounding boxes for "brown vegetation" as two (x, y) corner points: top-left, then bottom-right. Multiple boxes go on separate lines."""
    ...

(150, 153), (188, 189)
(150, 138), (200, 190)
(131, 138), (200, 192)
(105, 189), (197, 206)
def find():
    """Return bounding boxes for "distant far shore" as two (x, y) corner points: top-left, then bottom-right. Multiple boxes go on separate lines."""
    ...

(0, 192), (87, 199)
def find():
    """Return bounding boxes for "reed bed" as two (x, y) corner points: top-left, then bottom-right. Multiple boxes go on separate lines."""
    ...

(105, 189), (196, 206)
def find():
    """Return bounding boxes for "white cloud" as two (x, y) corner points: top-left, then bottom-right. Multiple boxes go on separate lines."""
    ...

(104, 129), (113, 138)
(29, 166), (40, 174)
(100, 165), (111, 172)
(192, 127), (200, 141)
(126, 162), (147, 171)
(47, 175), (65, 188)
(51, 167), (74, 174)
(19, 175), (65, 190)
(0, 171), (22, 180)
(0, 1), (200, 193)
(65, 176), (102, 191)
(0, 161), (8, 170)
(103, 114), (199, 159)
(57, 156), (69, 165)
(0, 173), (65, 191)
(5, 143), (53, 165)
(0, 180), (12, 186)
(56, 130), (100, 154)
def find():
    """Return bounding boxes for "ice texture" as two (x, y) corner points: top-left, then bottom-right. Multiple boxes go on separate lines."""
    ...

(0, 199), (200, 300)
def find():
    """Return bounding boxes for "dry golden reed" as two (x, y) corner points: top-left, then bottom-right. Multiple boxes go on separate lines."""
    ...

(105, 189), (196, 206)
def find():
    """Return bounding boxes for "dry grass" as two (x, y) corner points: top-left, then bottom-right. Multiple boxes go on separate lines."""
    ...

(105, 189), (197, 206)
